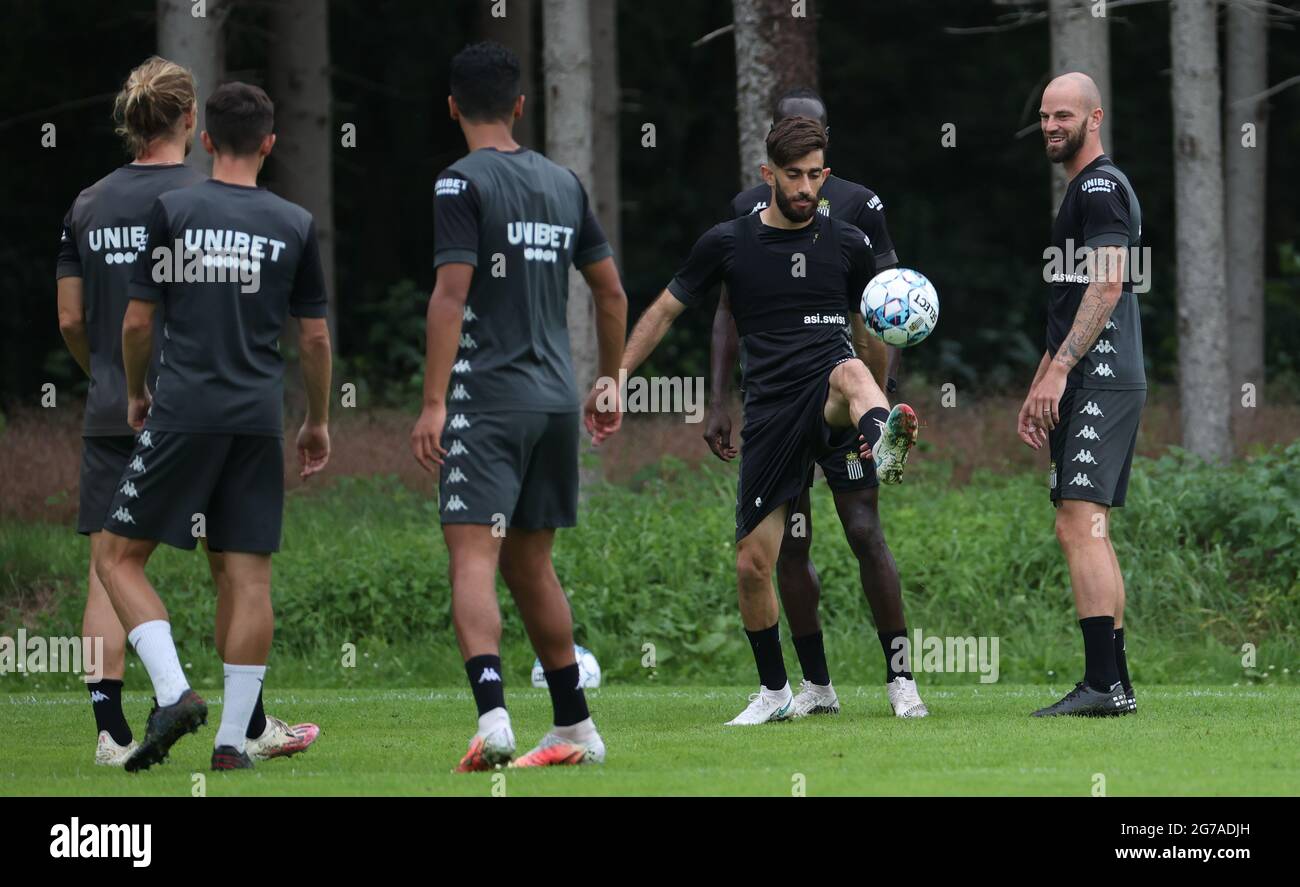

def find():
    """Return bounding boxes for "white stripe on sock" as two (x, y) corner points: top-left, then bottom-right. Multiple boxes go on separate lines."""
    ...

(216, 664), (267, 753)
(126, 620), (189, 706)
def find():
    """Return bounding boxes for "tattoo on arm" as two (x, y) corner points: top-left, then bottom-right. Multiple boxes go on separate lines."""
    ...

(1053, 247), (1125, 372)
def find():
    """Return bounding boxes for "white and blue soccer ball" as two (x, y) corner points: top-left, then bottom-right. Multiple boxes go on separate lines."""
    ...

(860, 267), (939, 347)
(531, 645), (601, 689)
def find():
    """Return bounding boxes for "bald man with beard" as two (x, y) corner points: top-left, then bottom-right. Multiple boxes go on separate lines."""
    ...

(1021, 72), (1144, 717)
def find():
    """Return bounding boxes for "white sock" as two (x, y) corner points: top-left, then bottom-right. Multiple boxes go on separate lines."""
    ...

(215, 664), (266, 752)
(127, 620), (189, 706)
(553, 716), (597, 743)
(477, 706), (510, 737)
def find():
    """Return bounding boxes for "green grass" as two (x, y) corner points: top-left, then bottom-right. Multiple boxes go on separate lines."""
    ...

(4, 685), (1298, 796)
(4, 445), (1300, 690)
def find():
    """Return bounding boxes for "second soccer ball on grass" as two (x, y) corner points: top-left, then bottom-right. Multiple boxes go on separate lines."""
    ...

(531, 645), (602, 689)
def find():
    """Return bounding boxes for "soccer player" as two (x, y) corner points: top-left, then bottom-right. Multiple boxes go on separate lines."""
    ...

(410, 42), (627, 769)
(620, 116), (919, 725)
(94, 81), (334, 770)
(703, 88), (925, 718)
(56, 58), (319, 766)
(1020, 72), (1143, 717)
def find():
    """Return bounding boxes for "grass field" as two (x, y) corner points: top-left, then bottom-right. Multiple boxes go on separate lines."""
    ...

(4, 684), (1298, 796)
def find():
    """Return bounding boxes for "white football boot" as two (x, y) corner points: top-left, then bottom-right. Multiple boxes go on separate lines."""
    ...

(887, 676), (929, 718)
(872, 404), (920, 484)
(246, 715), (321, 761)
(790, 679), (841, 717)
(455, 708), (517, 772)
(510, 725), (606, 768)
(95, 730), (139, 767)
(725, 683), (795, 725)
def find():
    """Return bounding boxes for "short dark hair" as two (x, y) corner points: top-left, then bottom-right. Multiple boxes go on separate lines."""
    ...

(773, 87), (827, 126)
(205, 82), (274, 156)
(766, 115), (827, 168)
(450, 41), (521, 122)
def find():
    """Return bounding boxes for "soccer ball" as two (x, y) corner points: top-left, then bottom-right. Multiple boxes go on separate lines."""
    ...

(860, 267), (939, 347)
(531, 645), (601, 689)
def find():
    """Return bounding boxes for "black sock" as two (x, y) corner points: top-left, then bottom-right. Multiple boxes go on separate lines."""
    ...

(792, 631), (831, 686)
(878, 629), (913, 682)
(745, 623), (788, 692)
(1114, 628), (1132, 692)
(465, 654), (506, 717)
(857, 406), (891, 451)
(88, 679), (132, 746)
(245, 685), (267, 740)
(543, 663), (590, 727)
(1080, 616), (1119, 691)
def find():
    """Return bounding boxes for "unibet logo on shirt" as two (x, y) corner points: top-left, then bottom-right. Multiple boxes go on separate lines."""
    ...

(507, 220), (575, 264)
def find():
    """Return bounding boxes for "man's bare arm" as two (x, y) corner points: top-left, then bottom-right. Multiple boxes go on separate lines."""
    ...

(121, 299), (156, 398)
(579, 256), (629, 382)
(622, 289), (687, 375)
(1051, 246), (1126, 373)
(56, 277), (91, 376)
(298, 316), (332, 426)
(709, 286), (739, 406)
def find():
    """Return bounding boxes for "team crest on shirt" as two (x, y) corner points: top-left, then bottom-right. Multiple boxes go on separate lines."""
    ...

(817, 197), (831, 216)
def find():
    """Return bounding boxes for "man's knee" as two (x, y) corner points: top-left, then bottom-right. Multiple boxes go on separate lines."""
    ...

(1055, 502), (1104, 551)
(736, 544), (775, 588)
(94, 533), (144, 588)
(843, 513), (884, 561)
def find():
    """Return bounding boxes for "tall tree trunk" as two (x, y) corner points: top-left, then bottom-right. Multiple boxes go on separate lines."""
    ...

(269, 0), (336, 347)
(157, 0), (228, 175)
(1224, 0), (1268, 437)
(590, 0), (621, 262)
(1048, 0), (1110, 214)
(542, 0), (598, 485)
(480, 0), (536, 149)
(731, 0), (818, 190)
(1171, 0), (1232, 462)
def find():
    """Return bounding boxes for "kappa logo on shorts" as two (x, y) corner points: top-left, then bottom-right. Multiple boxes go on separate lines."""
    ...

(1072, 450), (1097, 464)
(1079, 401), (1105, 418)
(459, 333), (477, 350)
(452, 359), (471, 374)
(446, 467), (467, 483)
(129, 456), (146, 472)
(119, 480), (140, 499)
(1093, 339), (1117, 354)
(1076, 425), (1101, 441)
(463, 306), (478, 323)
(111, 506), (135, 524)
(444, 495), (468, 512)
(1104, 319), (1119, 331)
(450, 384), (470, 401)
(1069, 473), (1094, 488)
(845, 451), (865, 481)
(1091, 362), (1116, 378)
(448, 414), (471, 430)
(447, 440), (469, 457)
(138, 430), (154, 448)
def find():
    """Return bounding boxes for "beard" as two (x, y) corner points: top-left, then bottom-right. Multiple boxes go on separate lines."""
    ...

(1044, 122), (1086, 164)
(774, 184), (816, 223)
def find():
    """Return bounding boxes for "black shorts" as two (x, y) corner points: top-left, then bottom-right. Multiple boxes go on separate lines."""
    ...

(101, 430), (285, 553)
(1049, 388), (1145, 508)
(736, 368), (857, 541)
(78, 435), (137, 535)
(438, 410), (578, 530)
(809, 436), (878, 492)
